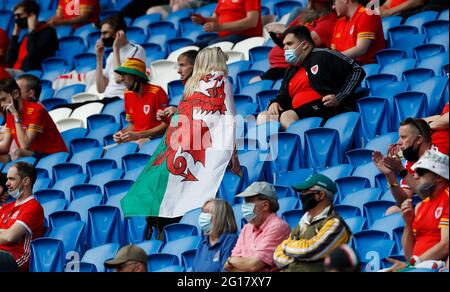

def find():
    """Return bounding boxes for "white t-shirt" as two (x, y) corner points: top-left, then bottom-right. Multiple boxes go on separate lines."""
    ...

(103, 42), (146, 98)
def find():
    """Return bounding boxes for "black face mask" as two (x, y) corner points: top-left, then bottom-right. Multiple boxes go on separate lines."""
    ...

(102, 36), (114, 48)
(300, 192), (321, 212)
(402, 141), (420, 162)
(127, 78), (141, 92)
(15, 17), (28, 29)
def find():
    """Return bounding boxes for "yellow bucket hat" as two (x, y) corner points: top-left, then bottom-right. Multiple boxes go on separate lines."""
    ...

(114, 58), (149, 81)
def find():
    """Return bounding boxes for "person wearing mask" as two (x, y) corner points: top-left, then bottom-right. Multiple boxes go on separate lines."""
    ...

(192, 198), (238, 272)
(274, 173), (351, 272)
(6, 0), (59, 73)
(256, 25), (365, 130)
(0, 162), (44, 272)
(95, 14), (146, 99)
(224, 182), (291, 272)
(104, 245), (148, 272)
(112, 58), (169, 146)
(0, 78), (68, 164)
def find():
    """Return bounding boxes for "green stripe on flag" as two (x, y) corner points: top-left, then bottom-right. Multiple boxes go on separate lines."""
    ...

(120, 134), (170, 217)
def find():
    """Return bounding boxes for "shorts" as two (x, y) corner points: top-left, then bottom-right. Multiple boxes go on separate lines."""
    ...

(291, 99), (340, 121)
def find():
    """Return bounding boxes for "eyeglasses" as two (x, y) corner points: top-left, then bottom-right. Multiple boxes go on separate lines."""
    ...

(415, 168), (430, 177)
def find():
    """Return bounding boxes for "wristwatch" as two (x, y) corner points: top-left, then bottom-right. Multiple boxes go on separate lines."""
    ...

(14, 117), (22, 124)
(399, 168), (409, 178)
(409, 255), (421, 266)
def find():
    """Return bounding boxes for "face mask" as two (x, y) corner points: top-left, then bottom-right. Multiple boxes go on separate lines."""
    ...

(199, 212), (212, 233)
(402, 142), (420, 162)
(300, 192), (320, 212)
(417, 182), (435, 199)
(241, 202), (257, 222)
(284, 42), (304, 65)
(8, 179), (24, 200)
(15, 17), (28, 29)
(102, 36), (114, 48)
(127, 78), (141, 92)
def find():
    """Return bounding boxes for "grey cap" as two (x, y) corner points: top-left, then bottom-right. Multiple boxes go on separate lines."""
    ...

(236, 181), (278, 199)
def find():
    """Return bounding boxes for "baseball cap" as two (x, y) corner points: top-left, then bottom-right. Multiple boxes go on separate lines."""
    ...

(411, 149), (449, 180)
(236, 181), (278, 199)
(114, 58), (149, 81)
(292, 173), (337, 194)
(104, 245), (148, 269)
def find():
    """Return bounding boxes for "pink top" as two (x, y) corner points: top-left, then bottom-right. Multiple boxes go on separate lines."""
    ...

(231, 213), (291, 271)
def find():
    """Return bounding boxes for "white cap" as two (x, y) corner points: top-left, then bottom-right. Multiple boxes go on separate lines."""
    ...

(411, 149), (449, 180)
(236, 181), (278, 199)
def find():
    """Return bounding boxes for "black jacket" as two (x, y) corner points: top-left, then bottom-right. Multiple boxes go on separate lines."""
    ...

(6, 23), (59, 71)
(271, 48), (365, 111)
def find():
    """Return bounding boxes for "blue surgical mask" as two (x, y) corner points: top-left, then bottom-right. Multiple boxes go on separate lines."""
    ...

(8, 179), (24, 200)
(284, 42), (304, 65)
(241, 202), (256, 222)
(199, 212), (212, 233)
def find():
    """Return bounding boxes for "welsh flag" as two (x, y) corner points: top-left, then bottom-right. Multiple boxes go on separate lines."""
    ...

(121, 72), (236, 218)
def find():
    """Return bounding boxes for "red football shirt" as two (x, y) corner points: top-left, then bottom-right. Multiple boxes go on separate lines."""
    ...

(125, 83), (169, 132)
(56, 0), (100, 29)
(4, 100), (68, 154)
(412, 187), (449, 257)
(289, 67), (322, 109)
(431, 103), (449, 155)
(269, 12), (338, 69)
(0, 28), (8, 65)
(0, 196), (45, 272)
(331, 5), (385, 64)
(214, 0), (263, 38)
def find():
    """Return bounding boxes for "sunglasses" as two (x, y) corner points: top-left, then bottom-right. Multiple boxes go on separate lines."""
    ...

(415, 168), (430, 177)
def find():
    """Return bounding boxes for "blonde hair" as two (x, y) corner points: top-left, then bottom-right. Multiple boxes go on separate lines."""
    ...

(183, 47), (229, 98)
(203, 198), (237, 237)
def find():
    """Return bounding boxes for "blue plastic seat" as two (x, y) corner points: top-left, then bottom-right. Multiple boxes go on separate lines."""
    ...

(418, 53), (449, 77)
(180, 207), (202, 234)
(35, 189), (65, 205)
(246, 121), (280, 151)
(41, 98), (68, 111)
(136, 240), (163, 255)
(33, 177), (51, 193)
(274, 0), (303, 19)
(370, 212), (404, 238)
(102, 99), (124, 117)
(41, 199), (68, 218)
(86, 114), (116, 131)
(278, 197), (301, 215)
(286, 117), (323, 153)
(125, 216), (150, 243)
(375, 49), (406, 66)
(275, 169), (314, 188)
(86, 123), (121, 146)
(334, 204), (361, 219)
(392, 33), (426, 58)
(324, 112), (360, 155)
(57, 36), (86, 63)
(141, 43), (163, 59)
(340, 188), (383, 214)
(72, 23), (98, 46)
(30, 238), (65, 272)
(422, 19), (449, 41)
(86, 158), (117, 178)
(281, 209), (304, 229)
(52, 162), (83, 181)
(39, 86), (54, 101)
(414, 44), (445, 62)
(179, 16), (203, 36)
(81, 243), (120, 272)
(345, 148), (373, 168)
(161, 236), (202, 262)
(355, 237), (395, 271)
(122, 153), (150, 172)
(255, 89), (278, 112)
(304, 128), (341, 169)
(132, 13), (162, 29)
(167, 79), (184, 101)
(61, 128), (87, 148)
(218, 171), (244, 204)
(41, 57), (70, 81)
(70, 184), (102, 202)
(393, 92), (428, 128)
(87, 206), (122, 249)
(181, 249), (196, 272)
(269, 132), (302, 172)
(238, 150), (266, 183)
(429, 33), (449, 52)
(104, 179), (134, 200)
(123, 166), (144, 181)
(236, 102), (259, 117)
(365, 132), (399, 153)
(74, 53), (97, 73)
(236, 70), (264, 93)
(67, 193), (103, 223)
(363, 200), (396, 227)
(147, 253), (179, 272)
(356, 97), (391, 145)
(228, 61), (252, 82)
(382, 16), (402, 40)
(362, 63), (381, 80)
(70, 147), (104, 173)
(166, 8), (193, 30)
(345, 216), (366, 234)
(366, 73), (397, 92)
(148, 28), (178, 46)
(35, 153), (70, 181)
(335, 176), (371, 204)
(194, 3), (216, 16)
(104, 142), (138, 167)
(70, 138), (100, 154)
(319, 164), (354, 181)
(163, 223), (198, 242)
(439, 9), (449, 20)
(49, 221), (86, 256)
(166, 38), (194, 54)
(88, 169), (124, 189)
(352, 163), (382, 187)
(404, 11), (438, 32)
(402, 68), (435, 84)
(380, 58), (417, 81)
(126, 26), (147, 44)
(240, 80), (273, 100)
(48, 210), (81, 231)
(249, 46), (272, 71)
